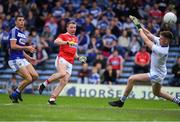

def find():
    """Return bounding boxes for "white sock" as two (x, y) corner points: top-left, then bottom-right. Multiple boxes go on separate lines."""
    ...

(43, 80), (49, 87)
(16, 88), (20, 93)
(50, 98), (55, 101)
(172, 97), (180, 104)
(120, 96), (127, 102)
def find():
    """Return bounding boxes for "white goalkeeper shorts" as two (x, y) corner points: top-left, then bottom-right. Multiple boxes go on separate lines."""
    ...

(148, 73), (165, 85)
(55, 56), (72, 75)
(8, 58), (30, 72)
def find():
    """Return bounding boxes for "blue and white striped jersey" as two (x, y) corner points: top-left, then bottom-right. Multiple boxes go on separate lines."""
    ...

(8, 27), (27, 60)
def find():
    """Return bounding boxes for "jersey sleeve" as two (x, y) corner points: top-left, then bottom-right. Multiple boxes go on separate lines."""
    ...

(152, 44), (168, 55)
(9, 29), (17, 41)
(58, 34), (66, 41)
(152, 35), (160, 45)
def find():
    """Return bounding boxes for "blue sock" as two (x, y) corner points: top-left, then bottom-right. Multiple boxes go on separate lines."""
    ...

(120, 96), (127, 102)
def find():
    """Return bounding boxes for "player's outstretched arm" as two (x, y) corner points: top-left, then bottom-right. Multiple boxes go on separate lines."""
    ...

(129, 15), (154, 41)
(54, 37), (68, 45)
(139, 29), (153, 50)
(142, 27), (154, 41)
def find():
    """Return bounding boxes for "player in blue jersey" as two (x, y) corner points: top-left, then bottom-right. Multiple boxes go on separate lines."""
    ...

(8, 15), (39, 103)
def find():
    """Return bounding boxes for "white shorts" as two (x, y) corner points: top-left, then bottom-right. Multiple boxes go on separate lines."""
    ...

(8, 58), (30, 72)
(55, 57), (73, 75)
(148, 73), (165, 85)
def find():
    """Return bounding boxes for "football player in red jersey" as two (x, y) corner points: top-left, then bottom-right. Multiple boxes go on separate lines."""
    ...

(38, 21), (87, 105)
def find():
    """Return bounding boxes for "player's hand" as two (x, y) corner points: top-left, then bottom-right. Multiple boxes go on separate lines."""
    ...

(28, 57), (37, 65)
(78, 56), (87, 63)
(129, 15), (141, 30)
(26, 46), (36, 53)
(67, 41), (77, 46)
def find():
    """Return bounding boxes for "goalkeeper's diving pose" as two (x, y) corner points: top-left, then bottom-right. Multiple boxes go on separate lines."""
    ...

(38, 21), (87, 105)
(109, 15), (180, 107)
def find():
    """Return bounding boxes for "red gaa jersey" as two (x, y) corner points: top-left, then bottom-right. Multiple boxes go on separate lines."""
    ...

(57, 32), (78, 64)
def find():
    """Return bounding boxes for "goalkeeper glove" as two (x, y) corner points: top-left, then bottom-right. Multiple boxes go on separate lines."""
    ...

(78, 56), (87, 63)
(129, 15), (142, 30)
(67, 41), (77, 46)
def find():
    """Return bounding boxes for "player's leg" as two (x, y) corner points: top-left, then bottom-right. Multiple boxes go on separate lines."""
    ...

(39, 58), (67, 94)
(152, 83), (180, 106)
(48, 73), (70, 105)
(109, 73), (150, 107)
(26, 63), (39, 81)
(11, 66), (33, 102)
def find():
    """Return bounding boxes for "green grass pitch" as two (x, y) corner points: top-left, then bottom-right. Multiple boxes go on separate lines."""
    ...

(0, 94), (179, 121)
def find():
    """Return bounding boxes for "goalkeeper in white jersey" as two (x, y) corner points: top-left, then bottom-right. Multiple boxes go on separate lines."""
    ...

(109, 16), (180, 107)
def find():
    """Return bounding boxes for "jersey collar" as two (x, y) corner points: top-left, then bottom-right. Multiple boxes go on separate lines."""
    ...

(15, 26), (20, 30)
(66, 32), (75, 36)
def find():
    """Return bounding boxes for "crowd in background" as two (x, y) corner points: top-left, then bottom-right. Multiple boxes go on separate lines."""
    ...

(0, 0), (180, 86)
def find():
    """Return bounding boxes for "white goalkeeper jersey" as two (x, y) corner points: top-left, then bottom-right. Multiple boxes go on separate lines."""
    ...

(150, 35), (169, 78)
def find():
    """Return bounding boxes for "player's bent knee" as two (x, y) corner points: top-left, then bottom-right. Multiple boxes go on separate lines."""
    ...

(128, 76), (135, 83)
(60, 72), (66, 78)
(32, 73), (39, 81)
(26, 76), (33, 83)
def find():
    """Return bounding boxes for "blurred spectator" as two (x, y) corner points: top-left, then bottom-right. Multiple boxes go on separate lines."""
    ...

(133, 46), (150, 74)
(118, 30), (130, 50)
(52, 1), (65, 20)
(29, 29), (41, 47)
(107, 49), (124, 78)
(128, 35), (141, 56)
(109, 18), (120, 37)
(87, 36), (101, 64)
(77, 63), (91, 84)
(102, 64), (117, 85)
(77, 4), (89, 17)
(169, 57), (180, 86)
(77, 29), (90, 53)
(102, 29), (117, 57)
(0, 25), (9, 69)
(123, 17), (136, 35)
(26, 10), (36, 30)
(149, 3), (162, 23)
(93, 53), (107, 69)
(97, 15), (109, 30)
(118, 29), (131, 59)
(89, 2), (102, 18)
(88, 67), (100, 84)
(83, 15), (95, 35)
(103, 7), (115, 20)
(33, 45), (48, 69)
(45, 16), (58, 38)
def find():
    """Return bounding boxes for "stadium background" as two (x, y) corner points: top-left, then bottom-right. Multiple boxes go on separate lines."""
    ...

(0, 0), (180, 121)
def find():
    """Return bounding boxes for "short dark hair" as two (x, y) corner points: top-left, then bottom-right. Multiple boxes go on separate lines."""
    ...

(160, 31), (173, 40)
(15, 15), (24, 21)
(66, 21), (76, 27)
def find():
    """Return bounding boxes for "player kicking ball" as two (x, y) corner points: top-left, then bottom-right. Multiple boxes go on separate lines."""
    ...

(38, 21), (86, 105)
(108, 15), (180, 107)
